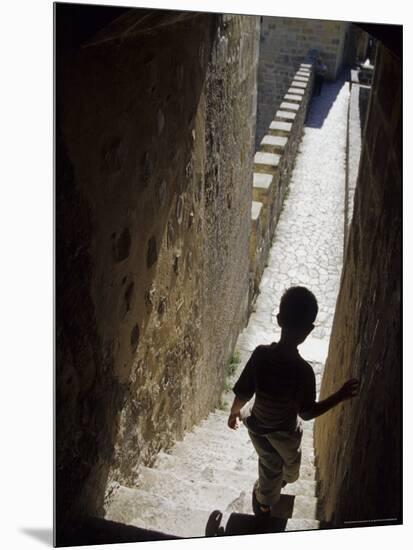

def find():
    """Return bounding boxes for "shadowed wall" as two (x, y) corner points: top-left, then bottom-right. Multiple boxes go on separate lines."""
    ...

(314, 41), (401, 526)
(56, 6), (259, 529)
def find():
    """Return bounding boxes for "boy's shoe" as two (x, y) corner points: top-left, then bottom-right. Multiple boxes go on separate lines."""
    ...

(252, 484), (271, 517)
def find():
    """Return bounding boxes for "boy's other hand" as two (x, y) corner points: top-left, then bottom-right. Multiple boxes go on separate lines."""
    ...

(339, 378), (359, 401)
(228, 412), (241, 430)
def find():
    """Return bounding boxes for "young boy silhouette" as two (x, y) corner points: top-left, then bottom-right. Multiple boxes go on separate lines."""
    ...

(228, 286), (359, 515)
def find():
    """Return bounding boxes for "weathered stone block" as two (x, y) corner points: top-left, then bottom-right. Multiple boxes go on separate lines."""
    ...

(291, 80), (307, 89)
(275, 110), (296, 121)
(254, 151), (281, 173)
(260, 134), (288, 154)
(284, 94), (303, 102)
(269, 120), (292, 135)
(288, 87), (305, 96)
(280, 101), (300, 112)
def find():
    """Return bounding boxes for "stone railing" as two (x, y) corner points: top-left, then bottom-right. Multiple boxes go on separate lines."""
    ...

(249, 63), (314, 307)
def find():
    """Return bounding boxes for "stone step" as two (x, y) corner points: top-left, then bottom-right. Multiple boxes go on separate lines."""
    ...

(105, 485), (214, 538)
(140, 464), (318, 505)
(137, 464), (320, 521)
(171, 437), (256, 467)
(181, 430), (256, 457)
(171, 422), (314, 456)
(254, 151), (281, 173)
(189, 426), (316, 459)
(153, 449), (251, 477)
(296, 71), (310, 77)
(275, 110), (296, 122)
(136, 467), (250, 513)
(260, 135), (288, 154)
(106, 486), (321, 537)
(280, 101), (300, 112)
(193, 412), (315, 444)
(146, 460), (318, 498)
(269, 120), (292, 137)
(167, 443), (317, 482)
(300, 63), (312, 69)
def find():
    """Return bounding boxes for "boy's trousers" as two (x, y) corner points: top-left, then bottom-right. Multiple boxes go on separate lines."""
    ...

(247, 423), (303, 506)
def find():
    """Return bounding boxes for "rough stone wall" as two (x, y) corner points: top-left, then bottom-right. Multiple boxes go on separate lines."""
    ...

(256, 18), (349, 147)
(56, 7), (259, 528)
(199, 14), (261, 405)
(314, 42), (401, 526)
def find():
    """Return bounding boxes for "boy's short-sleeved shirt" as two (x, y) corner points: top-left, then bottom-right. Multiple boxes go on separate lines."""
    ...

(232, 342), (315, 433)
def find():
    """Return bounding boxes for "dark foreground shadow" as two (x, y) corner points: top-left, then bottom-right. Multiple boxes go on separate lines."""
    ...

(305, 69), (350, 129)
(52, 495), (306, 546)
(207, 510), (288, 537)
(20, 528), (53, 546)
(55, 517), (180, 547)
(54, 511), (289, 546)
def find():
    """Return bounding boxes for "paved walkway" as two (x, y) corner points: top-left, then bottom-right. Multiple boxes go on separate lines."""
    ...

(104, 78), (350, 537)
(239, 76), (349, 367)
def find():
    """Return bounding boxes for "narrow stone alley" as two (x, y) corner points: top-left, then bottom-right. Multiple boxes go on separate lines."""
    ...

(104, 76), (350, 537)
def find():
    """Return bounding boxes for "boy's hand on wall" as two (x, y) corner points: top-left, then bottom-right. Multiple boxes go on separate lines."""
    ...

(339, 378), (359, 401)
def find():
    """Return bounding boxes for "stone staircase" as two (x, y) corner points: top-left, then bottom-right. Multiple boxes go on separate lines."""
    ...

(103, 61), (345, 539)
(104, 348), (324, 538)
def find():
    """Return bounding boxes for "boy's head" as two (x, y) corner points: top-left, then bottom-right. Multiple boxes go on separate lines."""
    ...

(277, 286), (318, 343)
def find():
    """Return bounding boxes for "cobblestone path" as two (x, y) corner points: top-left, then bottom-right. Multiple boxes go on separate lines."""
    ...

(105, 78), (350, 537)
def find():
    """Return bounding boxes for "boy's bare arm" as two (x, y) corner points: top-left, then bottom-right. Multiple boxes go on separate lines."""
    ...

(228, 396), (249, 430)
(299, 378), (359, 421)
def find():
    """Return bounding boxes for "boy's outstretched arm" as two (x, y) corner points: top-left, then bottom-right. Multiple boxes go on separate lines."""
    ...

(227, 396), (249, 430)
(299, 378), (359, 421)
